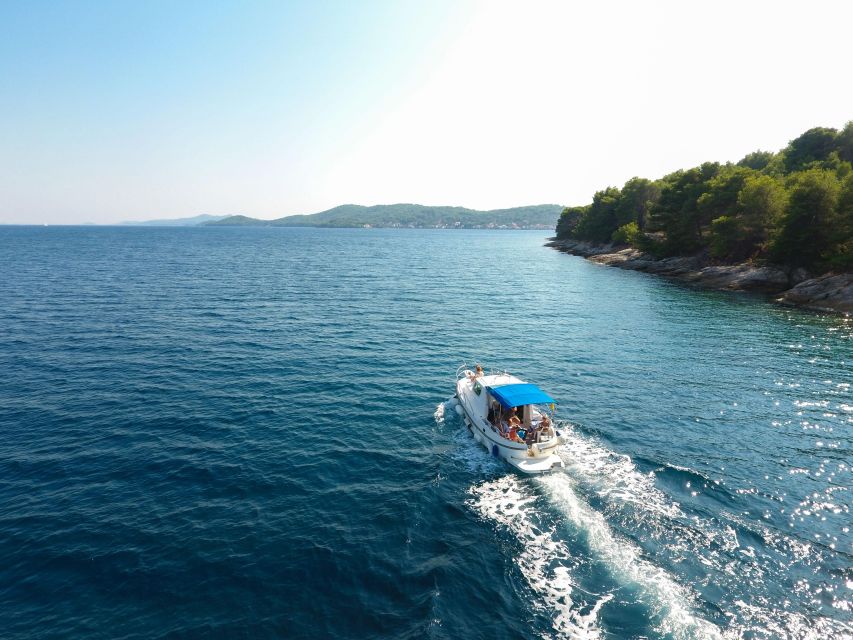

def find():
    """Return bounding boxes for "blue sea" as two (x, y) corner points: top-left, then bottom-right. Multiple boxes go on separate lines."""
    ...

(0, 226), (850, 639)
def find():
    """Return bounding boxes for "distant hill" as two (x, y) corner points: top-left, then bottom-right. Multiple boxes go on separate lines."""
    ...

(206, 204), (562, 229)
(121, 213), (231, 226)
(201, 214), (266, 226)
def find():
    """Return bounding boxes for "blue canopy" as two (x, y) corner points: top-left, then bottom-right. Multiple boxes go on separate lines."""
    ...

(487, 383), (555, 409)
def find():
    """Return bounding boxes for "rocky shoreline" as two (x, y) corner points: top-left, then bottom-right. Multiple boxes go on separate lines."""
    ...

(546, 239), (853, 315)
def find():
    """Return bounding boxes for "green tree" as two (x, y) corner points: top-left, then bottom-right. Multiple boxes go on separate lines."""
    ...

(821, 173), (853, 269)
(708, 216), (746, 260)
(612, 221), (640, 245)
(555, 205), (587, 239)
(816, 151), (853, 179)
(574, 187), (622, 243)
(762, 152), (787, 177)
(697, 165), (755, 228)
(737, 174), (788, 250)
(648, 163), (720, 254)
(783, 127), (839, 173)
(616, 177), (661, 230)
(837, 121), (853, 164)
(737, 150), (774, 171)
(770, 168), (841, 268)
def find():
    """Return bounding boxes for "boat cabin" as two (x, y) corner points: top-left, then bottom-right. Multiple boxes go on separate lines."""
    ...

(485, 383), (556, 443)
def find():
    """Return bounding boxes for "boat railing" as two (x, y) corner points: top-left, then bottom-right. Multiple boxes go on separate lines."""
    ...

(455, 362), (471, 381)
(457, 362), (511, 382)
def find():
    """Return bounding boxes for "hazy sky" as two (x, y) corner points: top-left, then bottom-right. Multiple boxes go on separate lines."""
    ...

(2, 0), (852, 224)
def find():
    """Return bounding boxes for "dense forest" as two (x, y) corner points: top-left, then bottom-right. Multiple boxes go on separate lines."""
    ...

(556, 123), (853, 272)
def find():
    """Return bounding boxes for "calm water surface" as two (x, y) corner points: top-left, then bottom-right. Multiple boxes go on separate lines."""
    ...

(0, 226), (850, 639)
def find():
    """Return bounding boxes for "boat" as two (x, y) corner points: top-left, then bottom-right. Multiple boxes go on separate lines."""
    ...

(454, 365), (566, 473)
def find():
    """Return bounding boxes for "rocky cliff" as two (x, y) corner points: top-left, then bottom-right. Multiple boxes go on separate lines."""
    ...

(546, 239), (852, 314)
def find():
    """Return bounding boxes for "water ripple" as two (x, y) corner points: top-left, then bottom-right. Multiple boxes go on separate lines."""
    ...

(0, 226), (850, 639)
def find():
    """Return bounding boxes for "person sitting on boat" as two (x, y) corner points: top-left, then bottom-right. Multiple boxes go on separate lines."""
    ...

(508, 425), (523, 443)
(467, 364), (484, 381)
(496, 411), (508, 436)
(507, 407), (521, 428)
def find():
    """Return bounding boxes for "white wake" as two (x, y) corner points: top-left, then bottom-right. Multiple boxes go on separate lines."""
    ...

(554, 423), (852, 640)
(453, 410), (851, 638)
(469, 476), (611, 639)
(537, 472), (722, 640)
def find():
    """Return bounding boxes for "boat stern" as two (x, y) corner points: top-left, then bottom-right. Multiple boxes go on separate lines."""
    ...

(506, 453), (564, 474)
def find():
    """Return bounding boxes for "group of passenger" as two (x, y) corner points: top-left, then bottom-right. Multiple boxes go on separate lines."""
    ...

(489, 404), (552, 444)
(467, 364), (555, 445)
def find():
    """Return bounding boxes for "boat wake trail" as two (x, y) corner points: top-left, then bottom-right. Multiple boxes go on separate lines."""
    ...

(454, 407), (850, 639)
(459, 409), (718, 638)
(554, 423), (853, 640)
(468, 476), (611, 639)
(537, 472), (722, 640)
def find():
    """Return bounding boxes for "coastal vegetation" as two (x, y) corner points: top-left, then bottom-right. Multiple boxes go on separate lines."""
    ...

(209, 203), (562, 229)
(556, 123), (853, 272)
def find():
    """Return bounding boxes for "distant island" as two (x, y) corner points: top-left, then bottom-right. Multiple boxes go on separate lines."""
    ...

(120, 213), (231, 226)
(205, 203), (562, 229)
(549, 123), (853, 313)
